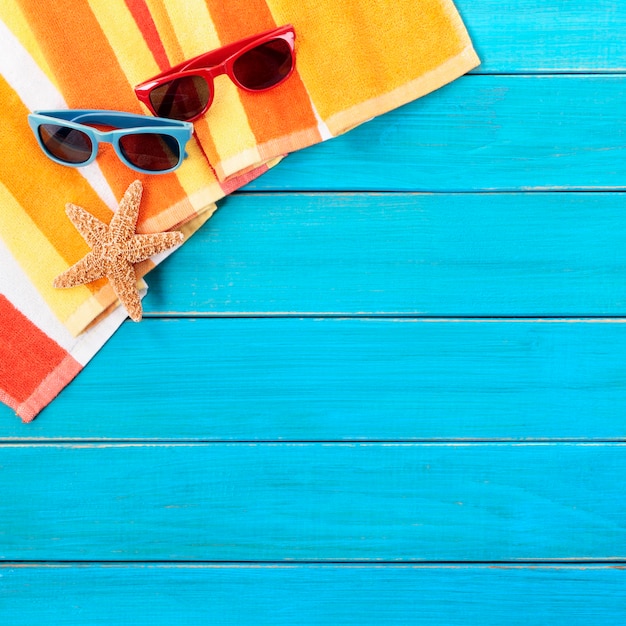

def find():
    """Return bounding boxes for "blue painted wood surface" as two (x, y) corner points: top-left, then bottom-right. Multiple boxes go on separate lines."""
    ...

(1, 3), (625, 622)
(1, 443), (625, 561)
(2, 565), (625, 625)
(1, 319), (626, 440)
(456, 1), (626, 73)
(143, 192), (626, 316)
(246, 77), (626, 192)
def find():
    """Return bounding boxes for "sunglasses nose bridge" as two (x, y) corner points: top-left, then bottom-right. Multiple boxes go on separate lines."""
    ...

(92, 127), (116, 143)
(206, 60), (229, 80)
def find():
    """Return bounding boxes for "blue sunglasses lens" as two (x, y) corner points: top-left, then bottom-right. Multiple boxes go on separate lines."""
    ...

(39, 124), (93, 164)
(118, 132), (181, 171)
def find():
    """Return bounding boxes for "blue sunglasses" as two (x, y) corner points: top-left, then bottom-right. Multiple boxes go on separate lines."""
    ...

(28, 109), (194, 174)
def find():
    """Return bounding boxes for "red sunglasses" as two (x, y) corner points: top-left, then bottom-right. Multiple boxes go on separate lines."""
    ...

(135, 24), (296, 122)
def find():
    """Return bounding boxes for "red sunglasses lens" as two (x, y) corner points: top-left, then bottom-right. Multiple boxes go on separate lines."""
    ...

(39, 124), (92, 164)
(118, 133), (181, 171)
(149, 75), (210, 121)
(232, 38), (293, 90)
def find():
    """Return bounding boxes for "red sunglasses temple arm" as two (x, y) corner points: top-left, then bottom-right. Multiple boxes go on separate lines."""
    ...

(150, 25), (295, 78)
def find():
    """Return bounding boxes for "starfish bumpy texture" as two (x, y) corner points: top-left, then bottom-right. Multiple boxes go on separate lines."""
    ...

(54, 180), (184, 322)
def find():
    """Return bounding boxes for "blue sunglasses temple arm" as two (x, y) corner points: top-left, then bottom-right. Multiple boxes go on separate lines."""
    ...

(32, 109), (193, 132)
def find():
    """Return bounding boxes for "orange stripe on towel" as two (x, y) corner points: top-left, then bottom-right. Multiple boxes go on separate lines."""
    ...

(0, 77), (109, 275)
(17, 0), (141, 112)
(206, 1), (322, 164)
(16, 0), (193, 223)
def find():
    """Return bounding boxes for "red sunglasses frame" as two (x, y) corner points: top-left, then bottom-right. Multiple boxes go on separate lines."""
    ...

(134, 24), (296, 122)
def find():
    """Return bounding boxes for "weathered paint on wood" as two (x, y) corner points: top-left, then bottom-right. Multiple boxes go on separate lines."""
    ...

(2, 565), (625, 625)
(245, 76), (626, 192)
(3, 4), (625, 622)
(142, 192), (626, 317)
(1, 443), (624, 561)
(2, 318), (626, 441)
(458, 0), (626, 73)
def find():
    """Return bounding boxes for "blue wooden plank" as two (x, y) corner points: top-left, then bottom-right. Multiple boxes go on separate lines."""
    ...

(1, 565), (625, 625)
(1, 3), (625, 618)
(143, 192), (626, 317)
(0, 443), (624, 561)
(243, 76), (626, 192)
(458, 0), (626, 73)
(2, 318), (626, 440)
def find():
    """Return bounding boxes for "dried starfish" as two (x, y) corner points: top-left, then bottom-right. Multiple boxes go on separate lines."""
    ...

(54, 180), (184, 322)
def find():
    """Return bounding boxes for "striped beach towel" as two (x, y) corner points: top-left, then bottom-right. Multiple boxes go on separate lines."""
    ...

(0, 0), (478, 421)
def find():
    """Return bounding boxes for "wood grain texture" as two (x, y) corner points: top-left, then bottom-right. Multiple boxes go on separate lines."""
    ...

(244, 76), (626, 192)
(1, 443), (624, 561)
(2, 565), (625, 625)
(2, 318), (626, 440)
(459, 0), (626, 73)
(142, 192), (626, 316)
(5, 4), (626, 621)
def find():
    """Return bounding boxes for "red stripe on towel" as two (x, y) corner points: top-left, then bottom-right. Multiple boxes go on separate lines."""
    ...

(0, 295), (81, 422)
(124, 0), (172, 72)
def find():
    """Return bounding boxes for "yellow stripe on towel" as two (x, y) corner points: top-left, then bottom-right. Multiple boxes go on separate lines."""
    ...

(0, 181), (96, 322)
(87, 0), (161, 88)
(266, 0), (479, 133)
(164, 0), (260, 180)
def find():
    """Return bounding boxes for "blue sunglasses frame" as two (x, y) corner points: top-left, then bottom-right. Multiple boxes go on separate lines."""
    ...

(28, 109), (194, 174)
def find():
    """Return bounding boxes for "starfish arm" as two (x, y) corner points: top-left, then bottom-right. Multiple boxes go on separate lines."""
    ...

(108, 260), (143, 322)
(126, 232), (185, 263)
(53, 253), (106, 288)
(66, 203), (109, 248)
(110, 180), (143, 243)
